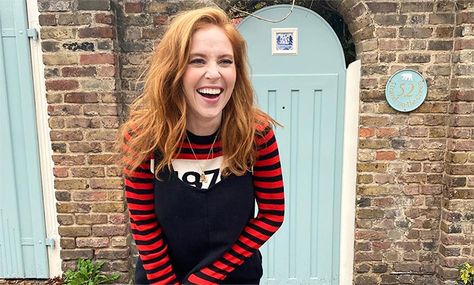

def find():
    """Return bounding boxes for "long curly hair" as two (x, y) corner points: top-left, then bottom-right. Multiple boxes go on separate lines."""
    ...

(118, 6), (274, 176)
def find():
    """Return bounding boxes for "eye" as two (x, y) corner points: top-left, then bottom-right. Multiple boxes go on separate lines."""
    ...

(189, 58), (205, 65)
(219, 59), (234, 65)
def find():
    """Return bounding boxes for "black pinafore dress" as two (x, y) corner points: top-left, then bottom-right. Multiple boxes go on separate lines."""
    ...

(135, 154), (263, 284)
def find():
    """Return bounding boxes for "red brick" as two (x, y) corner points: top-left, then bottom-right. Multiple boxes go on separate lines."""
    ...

(101, 93), (118, 103)
(376, 128), (399, 138)
(84, 104), (119, 116)
(458, 12), (474, 24)
(92, 224), (127, 236)
(102, 117), (119, 128)
(355, 252), (383, 261)
(46, 92), (63, 103)
(50, 130), (83, 141)
(154, 14), (169, 25)
(52, 155), (86, 166)
(48, 105), (82, 116)
(451, 140), (474, 151)
(57, 202), (91, 213)
(64, 92), (99, 103)
(58, 225), (91, 237)
(39, 14), (57, 26)
(401, 2), (433, 12)
(395, 242), (422, 251)
(108, 213), (127, 224)
(96, 248), (129, 259)
(60, 249), (93, 260)
(50, 143), (66, 155)
(359, 128), (374, 138)
(76, 214), (108, 225)
(429, 13), (455, 24)
(88, 154), (117, 165)
(62, 66), (96, 77)
(55, 191), (71, 201)
(108, 190), (124, 201)
(104, 142), (116, 152)
(54, 179), (88, 190)
(402, 185), (420, 195)
(95, 13), (114, 24)
(71, 167), (105, 178)
(97, 65), (116, 77)
(106, 166), (122, 177)
(393, 262), (422, 272)
(60, 237), (75, 249)
(90, 178), (123, 189)
(92, 202), (125, 213)
(110, 237), (128, 248)
(366, 2), (398, 13)
(46, 79), (79, 91)
(76, 237), (109, 248)
(355, 229), (387, 240)
(379, 39), (409, 51)
(85, 130), (118, 141)
(80, 53), (115, 65)
(72, 191), (108, 201)
(125, 2), (143, 13)
(448, 161), (473, 175)
(53, 167), (69, 178)
(78, 27), (114, 38)
(348, 2), (367, 19)
(376, 151), (397, 160)
(51, 142), (66, 152)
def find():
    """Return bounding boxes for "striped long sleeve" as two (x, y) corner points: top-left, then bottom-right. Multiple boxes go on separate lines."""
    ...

(185, 126), (285, 284)
(123, 133), (179, 285)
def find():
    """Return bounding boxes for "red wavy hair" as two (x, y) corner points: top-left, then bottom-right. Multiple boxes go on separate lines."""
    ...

(117, 6), (274, 176)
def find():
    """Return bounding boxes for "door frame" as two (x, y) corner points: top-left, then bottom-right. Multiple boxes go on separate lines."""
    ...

(339, 60), (360, 284)
(26, 0), (61, 277)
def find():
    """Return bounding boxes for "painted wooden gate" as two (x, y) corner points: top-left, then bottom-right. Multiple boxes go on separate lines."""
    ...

(238, 5), (346, 284)
(0, 0), (49, 278)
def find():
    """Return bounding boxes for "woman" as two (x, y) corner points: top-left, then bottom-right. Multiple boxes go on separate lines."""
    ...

(118, 7), (284, 285)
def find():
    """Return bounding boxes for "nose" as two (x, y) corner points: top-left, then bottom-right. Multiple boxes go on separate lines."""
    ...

(205, 63), (220, 80)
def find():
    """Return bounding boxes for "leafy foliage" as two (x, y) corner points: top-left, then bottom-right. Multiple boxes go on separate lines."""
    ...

(64, 259), (119, 285)
(459, 262), (474, 285)
(215, 0), (356, 66)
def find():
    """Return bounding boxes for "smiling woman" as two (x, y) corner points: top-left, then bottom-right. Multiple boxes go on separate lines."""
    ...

(117, 6), (285, 285)
(183, 25), (236, 135)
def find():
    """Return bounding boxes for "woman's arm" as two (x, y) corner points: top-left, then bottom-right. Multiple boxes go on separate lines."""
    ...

(123, 133), (179, 285)
(185, 126), (285, 284)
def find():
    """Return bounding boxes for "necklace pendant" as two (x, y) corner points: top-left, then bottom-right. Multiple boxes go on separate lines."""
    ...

(200, 172), (207, 183)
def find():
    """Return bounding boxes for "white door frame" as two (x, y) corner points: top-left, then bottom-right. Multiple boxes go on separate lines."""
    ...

(339, 60), (361, 284)
(27, 0), (61, 277)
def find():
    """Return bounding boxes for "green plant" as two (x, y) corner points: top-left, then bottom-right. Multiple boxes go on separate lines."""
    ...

(459, 262), (474, 285)
(64, 258), (119, 285)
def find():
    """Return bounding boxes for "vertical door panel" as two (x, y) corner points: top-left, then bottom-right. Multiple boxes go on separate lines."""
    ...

(0, 0), (49, 278)
(253, 75), (340, 284)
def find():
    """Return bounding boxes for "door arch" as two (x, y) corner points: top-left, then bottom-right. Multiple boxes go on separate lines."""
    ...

(238, 5), (348, 284)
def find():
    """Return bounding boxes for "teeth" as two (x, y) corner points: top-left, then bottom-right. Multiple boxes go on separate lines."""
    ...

(197, 88), (221, 95)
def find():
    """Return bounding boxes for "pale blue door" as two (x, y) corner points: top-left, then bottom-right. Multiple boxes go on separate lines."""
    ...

(0, 0), (49, 278)
(238, 5), (346, 284)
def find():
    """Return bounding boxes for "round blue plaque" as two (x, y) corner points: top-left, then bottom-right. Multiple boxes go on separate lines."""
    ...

(385, 69), (427, 112)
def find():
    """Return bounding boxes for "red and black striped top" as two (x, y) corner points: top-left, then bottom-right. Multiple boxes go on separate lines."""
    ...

(123, 125), (284, 285)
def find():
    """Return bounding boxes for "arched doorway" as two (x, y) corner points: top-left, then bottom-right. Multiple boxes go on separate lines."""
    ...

(238, 5), (360, 284)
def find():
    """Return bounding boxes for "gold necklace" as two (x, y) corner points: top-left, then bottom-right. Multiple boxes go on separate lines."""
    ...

(187, 131), (219, 183)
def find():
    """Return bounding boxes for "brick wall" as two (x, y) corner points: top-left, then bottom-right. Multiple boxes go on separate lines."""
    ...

(439, 0), (474, 284)
(37, 0), (472, 284)
(334, 0), (473, 284)
(39, 0), (128, 280)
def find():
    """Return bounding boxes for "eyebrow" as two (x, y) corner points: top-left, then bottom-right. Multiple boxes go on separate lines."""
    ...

(189, 53), (234, 59)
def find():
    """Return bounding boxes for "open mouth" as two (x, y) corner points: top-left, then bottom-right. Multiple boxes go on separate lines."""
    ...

(197, 88), (223, 99)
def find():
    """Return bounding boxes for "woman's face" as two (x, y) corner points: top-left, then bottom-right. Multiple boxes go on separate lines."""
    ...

(182, 25), (236, 134)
